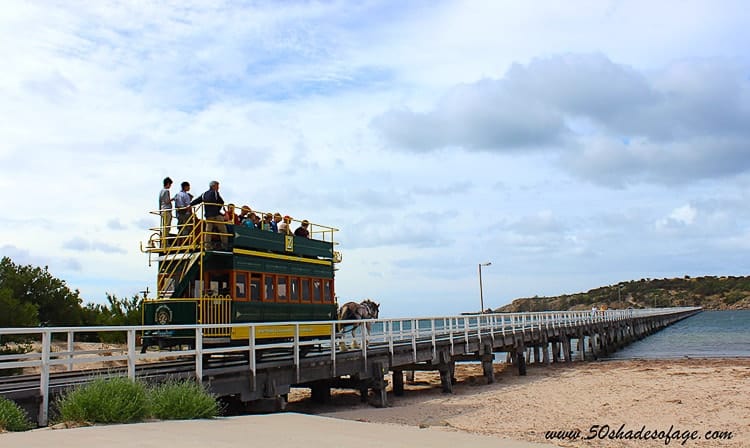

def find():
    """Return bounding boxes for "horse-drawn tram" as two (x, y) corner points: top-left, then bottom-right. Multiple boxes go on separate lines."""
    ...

(140, 199), (341, 350)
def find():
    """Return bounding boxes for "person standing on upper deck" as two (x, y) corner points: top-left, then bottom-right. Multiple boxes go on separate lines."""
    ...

(159, 177), (174, 243)
(174, 181), (193, 234)
(191, 180), (228, 250)
(294, 219), (310, 238)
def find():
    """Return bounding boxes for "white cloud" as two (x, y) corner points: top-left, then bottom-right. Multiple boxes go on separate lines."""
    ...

(1, 1), (749, 315)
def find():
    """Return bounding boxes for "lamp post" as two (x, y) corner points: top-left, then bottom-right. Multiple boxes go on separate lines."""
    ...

(478, 262), (492, 313)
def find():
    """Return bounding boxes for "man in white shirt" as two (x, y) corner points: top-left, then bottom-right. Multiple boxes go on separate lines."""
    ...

(159, 177), (174, 244)
(174, 181), (193, 239)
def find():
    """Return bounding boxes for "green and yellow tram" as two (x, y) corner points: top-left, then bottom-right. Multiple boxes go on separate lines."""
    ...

(140, 202), (341, 349)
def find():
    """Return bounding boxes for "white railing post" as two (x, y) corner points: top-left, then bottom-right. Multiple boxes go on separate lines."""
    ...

(431, 319), (436, 360)
(361, 322), (368, 363)
(195, 327), (203, 384)
(66, 330), (74, 371)
(411, 319), (417, 363)
(127, 329), (136, 380)
(39, 330), (51, 427)
(387, 320), (394, 357)
(294, 324), (300, 383)
(249, 325), (257, 390)
(448, 317), (454, 355)
(330, 322), (337, 377)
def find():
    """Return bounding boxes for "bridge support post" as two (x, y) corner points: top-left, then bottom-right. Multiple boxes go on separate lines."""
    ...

(392, 370), (404, 396)
(439, 363), (455, 393)
(310, 381), (331, 403)
(513, 339), (527, 376)
(562, 336), (572, 363)
(371, 361), (388, 407)
(515, 347), (527, 376)
(551, 342), (560, 363)
(481, 354), (494, 384)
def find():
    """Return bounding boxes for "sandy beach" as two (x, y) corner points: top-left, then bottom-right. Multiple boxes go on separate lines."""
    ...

(289, 358), (750, 447)
(2, 358), (747, 447)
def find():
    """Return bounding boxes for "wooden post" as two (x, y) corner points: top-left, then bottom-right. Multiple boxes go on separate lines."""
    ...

(516, 348), (527, 376)
(439, 365), (453, 393)
(372, 361), (388, 407)
(310, 381), (331, 403)
(481, 354), (494, 384)
(392, 370), (404, 396)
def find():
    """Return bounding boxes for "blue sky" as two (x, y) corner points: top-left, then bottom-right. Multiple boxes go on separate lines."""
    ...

(1, 1), (749, 317)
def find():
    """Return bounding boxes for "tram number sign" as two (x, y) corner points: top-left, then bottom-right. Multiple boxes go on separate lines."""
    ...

(285, 235), (294, 252)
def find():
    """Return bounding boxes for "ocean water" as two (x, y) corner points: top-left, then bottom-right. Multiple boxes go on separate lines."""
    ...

(606, 310), (750, 359)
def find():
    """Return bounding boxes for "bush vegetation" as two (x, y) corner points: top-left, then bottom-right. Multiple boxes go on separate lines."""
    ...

(498, 275), (750, 312)
(55, 376), (149, 424)
(149, 379), (221, 420)
(53, 377), (221, 425)
(0, 396), (33, 432)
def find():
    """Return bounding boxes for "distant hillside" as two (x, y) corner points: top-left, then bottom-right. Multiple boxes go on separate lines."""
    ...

(496, 275), (750, 312)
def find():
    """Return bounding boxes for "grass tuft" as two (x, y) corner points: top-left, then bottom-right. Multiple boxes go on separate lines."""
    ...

(148, 379), (221, 420)
(0, 397), (33, 431)
(53, 376), (221, 426)
(54, 376), (149, 424)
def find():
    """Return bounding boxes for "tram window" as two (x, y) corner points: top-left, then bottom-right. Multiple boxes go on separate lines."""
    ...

(312, 279), (322, 302)
(323, 280), (332, 303)
(250, 274), (261, 301)
(209, 272), (230, 297)
(290, 277), (299, 302)
(235, 272), (247, 300)
(278, 276), (288, 301)
(301, 278), (311, 302)
(264, 275), (276, 301)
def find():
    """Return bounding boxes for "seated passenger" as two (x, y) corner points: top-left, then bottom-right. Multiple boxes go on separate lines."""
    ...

(278, 215), (293, 235)
(271, 212), (282, 233)
(294, 219), (310, 238)
(239, 205), (252, 224)
(262, 213), (273, 231)
(224, 204), (241, 225)
(246, 212), (261, 229)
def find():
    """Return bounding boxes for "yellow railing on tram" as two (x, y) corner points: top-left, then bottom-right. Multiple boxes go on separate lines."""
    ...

(198, 295), (232, 337)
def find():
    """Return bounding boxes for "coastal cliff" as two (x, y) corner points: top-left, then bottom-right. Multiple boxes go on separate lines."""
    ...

(496, 275), (750, 312)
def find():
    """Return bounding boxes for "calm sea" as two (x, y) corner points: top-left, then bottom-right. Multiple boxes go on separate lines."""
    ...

(606, 310), (750, 360)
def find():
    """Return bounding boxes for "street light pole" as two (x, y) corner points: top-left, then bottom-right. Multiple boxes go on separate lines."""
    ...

(478, 262), (492, 313)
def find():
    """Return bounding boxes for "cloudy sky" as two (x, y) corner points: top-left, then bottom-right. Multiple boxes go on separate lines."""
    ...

(1, 1), (749, 317)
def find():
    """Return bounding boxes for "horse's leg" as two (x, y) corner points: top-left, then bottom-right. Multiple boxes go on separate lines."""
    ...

(351, 323), (360, 349)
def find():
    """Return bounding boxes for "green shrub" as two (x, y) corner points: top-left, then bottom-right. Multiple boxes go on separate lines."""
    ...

(148, 379), (221, 420)
(0, 397), (33, 431)
(54, 376), (149, 424)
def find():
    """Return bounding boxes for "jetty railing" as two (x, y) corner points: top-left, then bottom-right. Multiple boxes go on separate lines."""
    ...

(0, 307), (699, 426)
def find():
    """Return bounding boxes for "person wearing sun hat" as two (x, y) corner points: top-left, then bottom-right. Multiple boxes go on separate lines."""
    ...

(294, 219), (310, 238)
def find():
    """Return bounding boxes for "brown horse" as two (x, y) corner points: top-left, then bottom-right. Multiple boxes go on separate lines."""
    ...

(337, 299), (380, 335)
